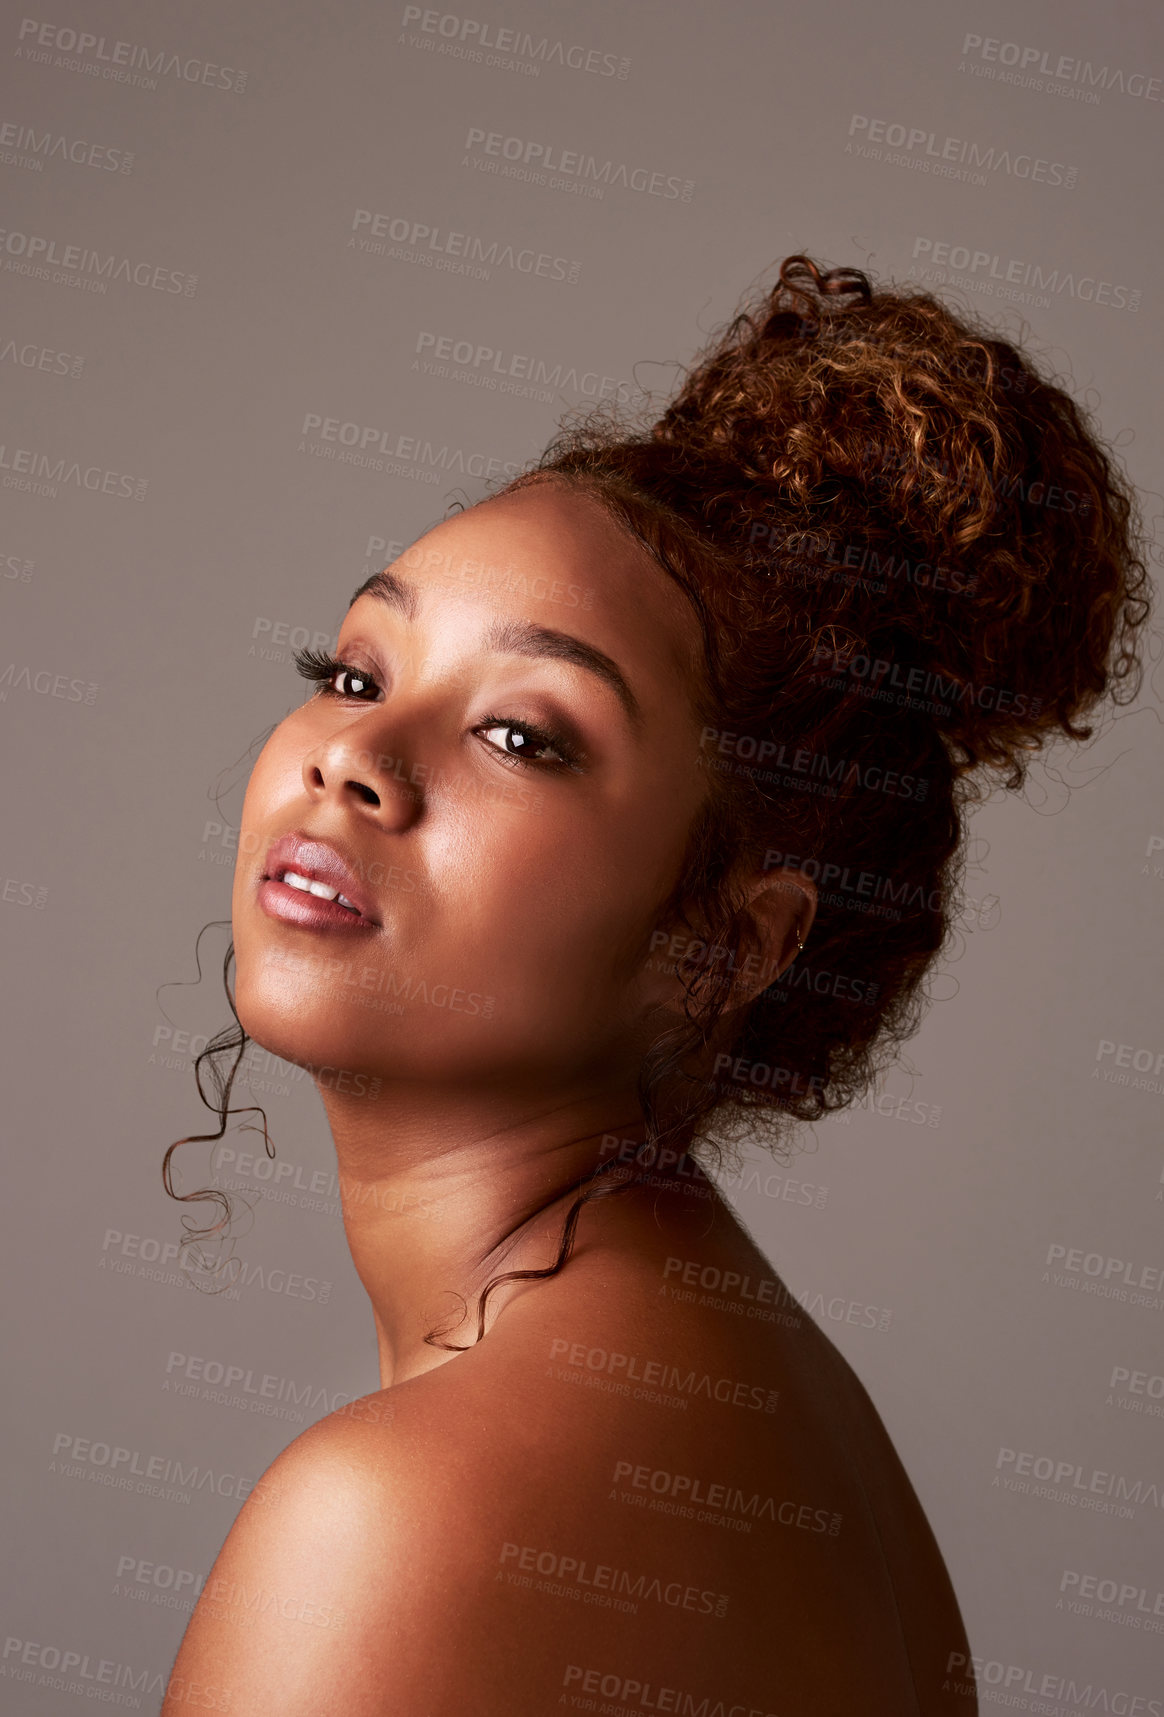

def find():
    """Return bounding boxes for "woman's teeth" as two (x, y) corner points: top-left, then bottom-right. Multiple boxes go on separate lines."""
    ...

(282, 870), (359, 912)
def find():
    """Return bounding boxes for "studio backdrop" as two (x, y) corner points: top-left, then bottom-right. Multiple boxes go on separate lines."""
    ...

(2, 0), (1162, 1711)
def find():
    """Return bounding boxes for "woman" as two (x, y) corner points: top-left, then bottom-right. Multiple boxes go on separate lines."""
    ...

(162, 257), (1148, 1714)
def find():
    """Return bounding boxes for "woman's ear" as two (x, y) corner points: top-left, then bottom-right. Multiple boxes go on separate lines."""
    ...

(726, 864), (818, 1010)
(641, 864), (818, 1021)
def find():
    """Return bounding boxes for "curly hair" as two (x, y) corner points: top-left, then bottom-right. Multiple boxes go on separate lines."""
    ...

(166, 255), (1152, 1345)
(487, 257), (1149, 1167)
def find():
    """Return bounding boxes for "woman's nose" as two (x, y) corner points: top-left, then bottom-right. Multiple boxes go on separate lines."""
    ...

(301, 727), (424, 826)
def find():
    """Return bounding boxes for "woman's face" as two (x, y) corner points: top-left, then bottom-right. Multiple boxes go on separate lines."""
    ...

(231, 481), (712, 1108)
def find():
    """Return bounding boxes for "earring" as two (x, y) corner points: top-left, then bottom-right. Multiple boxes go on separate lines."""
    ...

(792, 886), (810, 957)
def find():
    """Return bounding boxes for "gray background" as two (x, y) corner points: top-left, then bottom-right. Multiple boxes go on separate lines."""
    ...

(2, 0), (1162, 1708)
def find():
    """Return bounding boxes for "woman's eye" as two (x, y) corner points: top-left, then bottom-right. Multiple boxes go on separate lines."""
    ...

(478, 722), (569, 767)
(292, 647), (382, 701)
(331, 665), (379, 699)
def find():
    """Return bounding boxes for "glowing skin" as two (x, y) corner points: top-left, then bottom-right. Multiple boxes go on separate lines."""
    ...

(167, 483), (974, 1715)
(229, 481), (814, 1381)
(233, 484), (717, 1184)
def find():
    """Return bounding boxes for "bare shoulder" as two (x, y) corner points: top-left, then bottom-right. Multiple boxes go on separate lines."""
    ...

(165, 1268), (977, 1716)
(163, 1361), (536, 1717)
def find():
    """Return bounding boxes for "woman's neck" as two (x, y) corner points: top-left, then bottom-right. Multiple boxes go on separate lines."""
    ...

(317, 1078), (654, 1387)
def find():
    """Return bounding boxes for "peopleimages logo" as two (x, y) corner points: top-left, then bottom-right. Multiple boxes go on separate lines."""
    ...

(0, 664), (98, 705)
(0, 227), (196, 296)
(399, 8), (630, 79)
(909, 237), (1140, 312)
(0, 442), (147, 500)
(0, 119), (134, 172)
(563, 1665), (779, 1717)
(1059, 1567), (1164, 1618)
(1043, 1243), (1164, 1312)
(299, 411), (519, 486)
(943, 1651), (1163, 1714)
(163, 1350), (385, 1425)
(99, 1226), (333, 1304)
(0, 1638), (207, 1708)
(463, 126), (694, 202)
(49, 1430), (261, 1508)
(547, 1338), (780, 1414)
(847, 114), (1077, 188)
(499, 1541), (729, 1618)
(15, 18), (248, 93)
(610, 1457), (842, 1537)
(413, 329), (634, 405)
(995, 1446), (1162, 1515)
(349, 209), (580, 285)
(0, 337), (84, 377)
(958, 32), (1163, 105)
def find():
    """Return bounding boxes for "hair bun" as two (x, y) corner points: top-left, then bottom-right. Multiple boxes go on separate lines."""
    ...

(650, 254), (1150, 785)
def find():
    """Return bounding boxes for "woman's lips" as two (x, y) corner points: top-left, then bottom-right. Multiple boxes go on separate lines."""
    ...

(257, 877), (378, 933)
(257, 833), (381, 933)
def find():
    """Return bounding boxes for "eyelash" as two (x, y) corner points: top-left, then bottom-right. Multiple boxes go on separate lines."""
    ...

(291, 647), (583, 772)
(294, 647), (379, 701)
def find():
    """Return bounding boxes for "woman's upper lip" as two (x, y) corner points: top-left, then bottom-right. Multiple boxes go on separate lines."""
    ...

(260, 832), (381, 924)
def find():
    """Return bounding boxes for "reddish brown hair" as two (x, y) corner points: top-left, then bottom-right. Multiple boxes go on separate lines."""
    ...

(496, 253), (1150, 1159)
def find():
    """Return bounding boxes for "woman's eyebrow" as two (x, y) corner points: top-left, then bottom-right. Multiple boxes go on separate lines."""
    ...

(348, 567), (642, 727)
(349, 567), (418, 618)
(485, 617), (642, 729)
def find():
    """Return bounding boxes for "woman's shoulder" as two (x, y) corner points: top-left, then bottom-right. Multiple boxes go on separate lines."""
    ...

(165, 1269), (976, 1714)
(162, 1359), (545, 1714)
(229, 1337), (559, 1560)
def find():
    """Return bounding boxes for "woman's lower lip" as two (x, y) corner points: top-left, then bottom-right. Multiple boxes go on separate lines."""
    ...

(257, 878), (377, 933)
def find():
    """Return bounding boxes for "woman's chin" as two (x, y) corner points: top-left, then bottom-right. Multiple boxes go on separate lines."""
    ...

(233, 991), (321, 1070)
